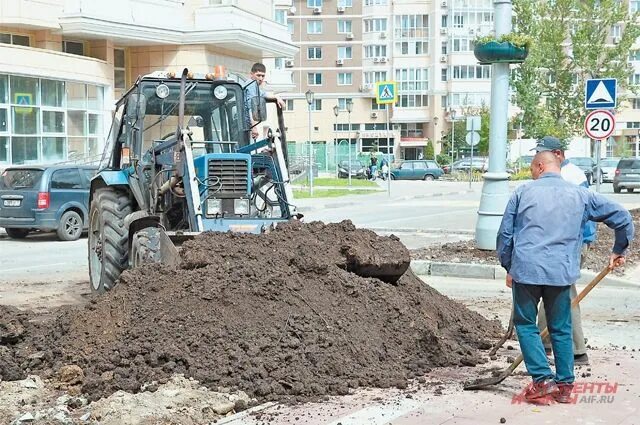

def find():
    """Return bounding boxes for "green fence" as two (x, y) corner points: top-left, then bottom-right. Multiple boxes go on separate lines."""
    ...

(287, 142), (393, 175)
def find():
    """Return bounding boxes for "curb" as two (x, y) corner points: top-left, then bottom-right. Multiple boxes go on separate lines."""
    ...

(410, 260), (640, 287)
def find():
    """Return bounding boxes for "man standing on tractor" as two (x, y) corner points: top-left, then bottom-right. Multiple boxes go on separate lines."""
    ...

(244, 63), (285, 140)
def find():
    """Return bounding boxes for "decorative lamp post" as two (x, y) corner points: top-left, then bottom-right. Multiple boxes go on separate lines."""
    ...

(305, 90), (314, 195)
(450, 109), (457, 166)
(333, 105), (339, 177)
(346, 99), (354, 186)
(432, 116), (439, 160)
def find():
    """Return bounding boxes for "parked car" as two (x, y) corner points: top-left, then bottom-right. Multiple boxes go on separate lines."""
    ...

(390, 160), (443, 181)
(567, 157), (599, 185)
(514, 155), (534, 172)
(0, 165), (97, 241)
(442, 157), (488, 174)
(613, 158), (640, 193)
(598, 157), (621, 183)
(337, 160), (367, 179)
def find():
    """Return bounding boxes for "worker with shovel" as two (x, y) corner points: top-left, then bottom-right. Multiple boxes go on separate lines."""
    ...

(496, 151), (634, 404)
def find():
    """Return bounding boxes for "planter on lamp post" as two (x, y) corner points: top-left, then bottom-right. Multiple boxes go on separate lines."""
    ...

(473, 34), (531, 65)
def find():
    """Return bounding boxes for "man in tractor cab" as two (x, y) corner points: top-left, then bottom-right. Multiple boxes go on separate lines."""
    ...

(244, 62), (285, 141)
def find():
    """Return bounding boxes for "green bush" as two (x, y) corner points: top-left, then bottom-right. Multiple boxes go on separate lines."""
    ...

(510, 169), (532, 181)
(436, 154), (451, 165)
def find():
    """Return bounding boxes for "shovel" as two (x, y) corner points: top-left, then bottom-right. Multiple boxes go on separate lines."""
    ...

(463, 266), (610, 391)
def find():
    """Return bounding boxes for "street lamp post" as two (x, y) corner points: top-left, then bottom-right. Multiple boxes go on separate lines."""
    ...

(636, 129), (640, 157)
(346, 99), (354, 186)
(475, 0), (512, 250)
(450, 109), (457, 166)
(333, 105), (339, 177)
(305, 90), (314, 195)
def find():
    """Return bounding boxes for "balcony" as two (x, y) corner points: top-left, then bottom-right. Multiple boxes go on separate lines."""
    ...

(58, 0), (297, 58)
(0, 0), (63, 29)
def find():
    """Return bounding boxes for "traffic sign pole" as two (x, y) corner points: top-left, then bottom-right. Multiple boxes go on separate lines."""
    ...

(596, 140), (601, 193)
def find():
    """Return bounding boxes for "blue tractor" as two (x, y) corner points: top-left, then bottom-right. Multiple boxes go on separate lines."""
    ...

(88, 68), (296, 293)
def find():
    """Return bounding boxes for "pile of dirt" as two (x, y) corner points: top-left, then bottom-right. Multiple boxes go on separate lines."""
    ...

(1, 220), (501, 402)
(412, 208), (639, 276)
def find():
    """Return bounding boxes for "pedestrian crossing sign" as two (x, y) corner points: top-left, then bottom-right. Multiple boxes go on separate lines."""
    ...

(14, 93), (33, 114)
(376, 81), (397, 105)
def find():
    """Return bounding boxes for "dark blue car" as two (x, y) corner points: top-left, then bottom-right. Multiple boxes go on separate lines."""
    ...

(0, 165), (97, 241)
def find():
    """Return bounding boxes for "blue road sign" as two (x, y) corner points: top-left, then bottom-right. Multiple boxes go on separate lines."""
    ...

(585, 78), (616, 109)
(375, 81), (396, 105)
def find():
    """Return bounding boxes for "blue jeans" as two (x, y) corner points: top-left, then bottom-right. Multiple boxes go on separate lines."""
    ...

(512, 282), (574, 384)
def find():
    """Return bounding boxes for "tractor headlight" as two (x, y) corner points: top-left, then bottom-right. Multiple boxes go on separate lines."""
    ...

(234, 198), (250, 215)
(214, 85), (228, 100)
(207, 198), (222, 215)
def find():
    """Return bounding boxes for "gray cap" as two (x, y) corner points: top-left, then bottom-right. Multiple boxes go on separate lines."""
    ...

(532, 136), (563, 152)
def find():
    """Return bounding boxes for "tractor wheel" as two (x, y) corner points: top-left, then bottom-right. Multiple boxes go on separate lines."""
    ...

(88, 188), (132, 294)
(130, 227), (163, 268)
(5, 228), (30, 239)
(57, 210), (83, 241)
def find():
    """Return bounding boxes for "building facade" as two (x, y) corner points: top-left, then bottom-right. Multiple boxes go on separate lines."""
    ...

(277, 0), (495, 167)
(0, 0), (296, 166)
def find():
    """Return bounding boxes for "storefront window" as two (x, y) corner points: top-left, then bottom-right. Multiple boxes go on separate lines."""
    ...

(0, 136), (8, 163)
(42, 137), (66, 162)
(12, 107), (39, 134)
(0, 74), (104, 164)
(41, 79), (65, 107)
(43, 111), (65, 133)
(11, 136), (39, 164)
(67, 82), (86, 109)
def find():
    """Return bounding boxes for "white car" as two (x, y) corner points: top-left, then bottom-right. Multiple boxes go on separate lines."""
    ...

(599, 157), (621, 183)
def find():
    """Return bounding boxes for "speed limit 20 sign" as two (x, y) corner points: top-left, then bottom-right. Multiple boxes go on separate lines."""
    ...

(584, 109), (615, 140)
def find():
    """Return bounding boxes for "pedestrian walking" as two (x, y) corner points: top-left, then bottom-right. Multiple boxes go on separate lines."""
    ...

(532, 136), (595, 365)
(496, 151), (633, 404)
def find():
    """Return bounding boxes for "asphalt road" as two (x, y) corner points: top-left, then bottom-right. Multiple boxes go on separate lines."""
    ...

(1, 180), (638, 285)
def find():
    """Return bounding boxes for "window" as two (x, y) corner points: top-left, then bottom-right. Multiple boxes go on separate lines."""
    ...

(453, 14), (465, 28)
(51, 169), (83, 189)
(399, 123), (424, 138)
(288, 21), (295, 34)
(365, 0), (388, 4)
(307, 47), (322, 60)
(338, 20), (352, 33)
(308, 73), (322, 85)
(396, 41), (428, 55)
(371, 99), (387, 110)
(338, 73), (353, 85)
(338, 46), (352, 59)
(310, 99), (322, 111)
(450, 92), (490, 107)
(396, 95), (428, 108)
(452, 65), (491, 80)
(364, 71), (387, 85)
(0, 32), (30, 47)
(441, 68), (448, 82)
(452, 38), (474, 52)
(632, 98), (640, 109)
(338, 98), (353, 111)
(307, 0), (322, 7)
(365, 45), (387, 58)
(274, 9), (286, 25)
(307, 20), (323, 34)
(441, 15), (448, 28)
(610, 24), (621, 38)
(630, 50), (640, 61)
(334, 123), (359, 131)
(395, 68), (429, 91)
(62, 40), (84, 56)
(626, 121), (640, 129)
(632, 1), (640, 12)
(441, 41), (448, 54)
(282, 99), (294, 111)
(114, 48), (126, 92)
(338, 0), (353, 6)
(395, 14), (429, 39)
(629, 74), (640, 85)
(364, 18), (387, 33)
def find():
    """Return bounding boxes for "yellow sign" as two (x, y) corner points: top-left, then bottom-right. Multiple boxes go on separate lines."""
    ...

(375, 81), (397, 105)
(14, 92), (33, 114)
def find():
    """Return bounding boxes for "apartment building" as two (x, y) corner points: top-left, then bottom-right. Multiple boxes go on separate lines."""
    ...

(0, 0), (296, 166)
(277, 0), (494, 164)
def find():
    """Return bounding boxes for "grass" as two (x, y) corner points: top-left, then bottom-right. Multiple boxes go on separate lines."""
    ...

(293, 188), (381, 198)
(297, 177), (378, 187)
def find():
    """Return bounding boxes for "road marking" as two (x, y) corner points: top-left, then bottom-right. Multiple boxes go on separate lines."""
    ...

(1, 262), (71, 273)
(326, 399), (422, 425)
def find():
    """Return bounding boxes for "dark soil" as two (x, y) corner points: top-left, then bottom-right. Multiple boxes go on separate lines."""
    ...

(0, 220), (501, 402)
(412, 209), (639, 277)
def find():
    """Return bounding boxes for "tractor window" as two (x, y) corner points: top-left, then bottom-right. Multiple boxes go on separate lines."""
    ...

(99, 103), (125, 170)
(138, 81), (245, 156)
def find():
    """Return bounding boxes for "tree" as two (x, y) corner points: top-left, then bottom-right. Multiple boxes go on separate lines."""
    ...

(512, 0), (640, 140)
(423, 139), (435, 159)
